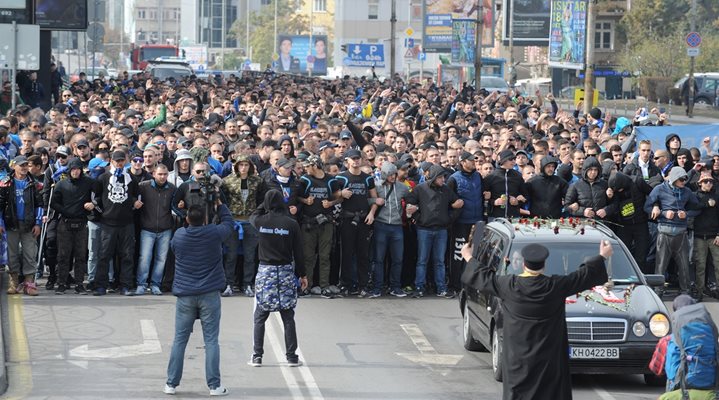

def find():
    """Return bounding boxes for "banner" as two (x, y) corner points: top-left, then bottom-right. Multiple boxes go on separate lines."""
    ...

(634, 125), (719, 154)
(276, 35), (328, 75)
(451, 19), (476, 65)
(548, 0), (587, 70)
(423, 0), (494, 53)
(502, 0), (551, 46)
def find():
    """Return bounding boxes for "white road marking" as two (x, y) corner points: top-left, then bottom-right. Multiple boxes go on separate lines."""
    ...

(593, 384), (618, 400)
(69, 319), (161, 359)
(267, 314), (304, 400)
(396, 323), (463, 370)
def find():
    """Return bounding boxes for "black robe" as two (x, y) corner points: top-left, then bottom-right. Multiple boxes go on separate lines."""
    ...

(464, 255), (608, 400)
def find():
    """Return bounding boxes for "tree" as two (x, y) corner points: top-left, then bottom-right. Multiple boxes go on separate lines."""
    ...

(102, 27), (131, 68)
(228, 0), (309, 68)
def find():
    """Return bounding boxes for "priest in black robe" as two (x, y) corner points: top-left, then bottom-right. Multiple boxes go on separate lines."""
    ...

(460, 241), (612, 400)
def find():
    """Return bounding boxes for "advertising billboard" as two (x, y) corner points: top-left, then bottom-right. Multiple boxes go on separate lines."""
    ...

(548, 0), (587, 70)
(423, 0), (494, 53)
(502, 0), (551, 46)
(35, 0), (88, 30)
(276, 35), (328, 75)
(451, 20), (476, 65)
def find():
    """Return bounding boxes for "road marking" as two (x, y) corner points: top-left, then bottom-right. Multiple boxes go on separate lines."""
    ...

(69, 320), (161, 359)
(268, 311), (325, 400)
(3, 294), (33, 400)
(593, 384), (618, 400)
(396, 323), (463, 371)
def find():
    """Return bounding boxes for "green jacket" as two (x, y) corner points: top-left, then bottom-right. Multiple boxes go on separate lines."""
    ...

(142, 105), (166, 130)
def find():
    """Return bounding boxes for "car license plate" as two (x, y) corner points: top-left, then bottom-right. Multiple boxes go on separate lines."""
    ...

(570, 347), (619, 359)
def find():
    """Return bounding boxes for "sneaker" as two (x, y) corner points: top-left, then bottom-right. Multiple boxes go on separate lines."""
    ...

(86, 281), (96, 291)
(107, 285), (117, 294)
(243, 285), (254, 297)
(287, 358), (303, 367)
(389, 289), (407, 298)
(411, 290), (425, 299)
(368, 290), (381, 299)
(310, 286), (322, 295)
(436, 290), (455, 299)
(209, 386), (229, 396)
(121, 288), (134, 296)
(92, 287), (106, 296)
(248, 355), (262, 367)
(357, 289), (369, 298)
(75, 284), (87, 295)
(221, 285), (233, 297)
(320, 289), (334, 299)
(135, 285), (147, 296)
(299, 288), (311, 297)
(349, 287), (360, 295)
(151, 286), (162, 296)
(55, 284), (67, 295)
(163, 384), (176, 395)
(45, 277), (56, 291)
(327, 285), (341, 294)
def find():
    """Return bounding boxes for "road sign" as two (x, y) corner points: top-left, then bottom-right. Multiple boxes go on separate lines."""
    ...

(87, 22), (105, 42)
(271, 53), (279, 61)
(243, 59), (251, 66)
(404, 48), (414, 58)
(687, 47), (700, 57)
(343, 43), (385, 67)
(405, 27), (414, 36)
(0, 23), (40, 70)
(418, 52), (426, 61)
(686, 32), (702, 48)
(271, 61), (278, 69)
(404, 38), (414, 48)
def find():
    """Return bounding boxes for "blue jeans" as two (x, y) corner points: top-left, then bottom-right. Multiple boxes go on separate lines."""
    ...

(167, 291), (222, 390)
(415, 227), (448, 292)
(373, 222), (404, 292)
(137, 229), (172, 288)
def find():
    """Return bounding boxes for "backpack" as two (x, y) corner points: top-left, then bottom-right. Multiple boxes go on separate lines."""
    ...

(669, 303), (719, 399)
(650, 335), (671, 376)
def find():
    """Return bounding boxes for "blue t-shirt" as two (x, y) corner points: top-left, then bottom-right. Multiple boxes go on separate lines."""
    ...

(14, 178), (28, 222)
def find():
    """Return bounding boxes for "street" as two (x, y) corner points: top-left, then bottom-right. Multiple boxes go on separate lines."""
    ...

(0, 282), (678, 400)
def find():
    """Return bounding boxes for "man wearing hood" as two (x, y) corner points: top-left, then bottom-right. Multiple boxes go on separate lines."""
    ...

(50, 158), (94, 294)
(373, 161), (413, 298)
(220, 154), (265, 297)
(446, 152), (484, 293)
(249, 190), (307, 368)
(607, 170), (653, 273)
(278, 135), (295, 159)
(168, 149), (194, 187)
(645, 167), (702, 298)
(40, 144), (71, 289)
(484, 150), (527, 220)
(526, 156), (568, 218)
(691, 173), (719, 299)
(406, 164), (464, 298)
(565, 156), (617, 221)
(665, 133), (682, 169)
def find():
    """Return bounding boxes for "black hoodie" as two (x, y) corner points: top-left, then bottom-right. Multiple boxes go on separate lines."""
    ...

(250, 190), (306, 276)
(607, 171), (652, 224)
(406, 165), (460, 229)
(50, 170), (94, 220)
(564, 157), (617, 219)
(526, 156), (568, 218)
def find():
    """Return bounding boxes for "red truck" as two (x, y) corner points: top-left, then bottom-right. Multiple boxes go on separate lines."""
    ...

(130, 44), (179, 70)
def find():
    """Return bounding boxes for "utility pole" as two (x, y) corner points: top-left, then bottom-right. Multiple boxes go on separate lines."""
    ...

(308, 3), (313, 77)
(221, 0), (226, 68)
(474, 0), (483, 88)
(688, 0), (697, 118)
(390, 0), (397, 77)
(582, 0), (597, 115)
(273, 0), (278, 58)
(246, 0), (250, 60)
(120, 0), (124, 68)
(508, 0), (516, 87)
(158, 0), (164, 44)
(92, 0), (98, 78)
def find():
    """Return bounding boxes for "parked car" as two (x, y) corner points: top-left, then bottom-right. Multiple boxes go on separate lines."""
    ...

(478, 76), (511, 93)
(460, 219), (670, 385)
(144, 60), (193, 81)
(674, 73), (719, 106)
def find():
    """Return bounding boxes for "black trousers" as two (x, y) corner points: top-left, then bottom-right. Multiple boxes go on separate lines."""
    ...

(339, 218), (371, 290)
(56, 219), (88, 286)
(96, 223), (135, 290)
(43, 218), (59, 278)
(253, 307), (297, 359)
(616, 221), (650, 274)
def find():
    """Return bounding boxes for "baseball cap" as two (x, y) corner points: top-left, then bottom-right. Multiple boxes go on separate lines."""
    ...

(319, 140), (337, 151)
(89, 158), (109, 170)
(344, 149), (362, 159)
(11, 155), (28, 166)
(276, 157), (294, 169)
(111, 150), (127, 161)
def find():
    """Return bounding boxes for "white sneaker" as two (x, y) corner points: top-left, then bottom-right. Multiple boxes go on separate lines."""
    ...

(209, 386), (229, 396)
(163, 384), (176, 395)
(221, 285), (233, 297)
(310, 286), (322, 295)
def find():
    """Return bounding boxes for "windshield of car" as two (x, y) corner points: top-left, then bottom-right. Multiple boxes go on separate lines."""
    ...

(502, 242), (641, 284)
(152, 67), (192, 80)
(481, 77), (509, 90)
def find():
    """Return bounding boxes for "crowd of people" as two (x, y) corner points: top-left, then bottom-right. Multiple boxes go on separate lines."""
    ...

(0, 67), (715, 301)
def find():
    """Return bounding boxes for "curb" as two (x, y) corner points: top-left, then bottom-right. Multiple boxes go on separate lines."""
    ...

(0, 272), (8, 396)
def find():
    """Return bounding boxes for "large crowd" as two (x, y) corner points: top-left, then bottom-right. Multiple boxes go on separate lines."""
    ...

(0, 66), (715, 301)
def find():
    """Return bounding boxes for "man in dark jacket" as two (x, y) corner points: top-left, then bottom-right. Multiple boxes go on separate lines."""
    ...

(0, 156), (43, 296)
(135, 164), (176, 296)
(165, 202), (233, 397)
(93, 151), (141, 296)
(484, 150), (527, 220)
(446, 151), (483, 293)
(406, 164), (464, 298)
(607, 171), (653, 273)
(691, 172), (719, 299)
(623, 139), (661, 182)
(526, 156), (568, 218)
(249, 189), (307, 368)
(40, 144), (71, 289)
(565, 156), (616, 221)
(50, 158), (94, 294)
(460, 240), (612, 400)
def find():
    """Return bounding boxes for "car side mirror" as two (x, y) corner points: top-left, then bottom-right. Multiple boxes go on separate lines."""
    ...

(644, 274), (665, 287)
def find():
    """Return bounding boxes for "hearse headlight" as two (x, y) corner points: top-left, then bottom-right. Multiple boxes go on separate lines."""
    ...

(649, 314), (670, 337)
(632, 321), (646, 337)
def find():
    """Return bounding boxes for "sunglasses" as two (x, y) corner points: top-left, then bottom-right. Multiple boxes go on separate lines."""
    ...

(132, 158), (143, 163)
(154, 141), (166, 146)
(678, 177), (688, 182)
(57, 154), (67, 159)
(195, 170), (206, 173)
(654, 156), (664, 160)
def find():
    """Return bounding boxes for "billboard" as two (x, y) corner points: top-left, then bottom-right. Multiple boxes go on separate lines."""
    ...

(35, 0), (88, 30)
(451, 20), (476, 65)
(276, 35), (328, 75)
(423, 0), (494, 53)
(548, 0), (587, 70)
(502, 0), (551, 46)
(343, 44), (385, 67)
(180, 45), (209, 72)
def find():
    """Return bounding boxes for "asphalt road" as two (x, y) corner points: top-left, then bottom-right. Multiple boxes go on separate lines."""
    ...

(0, 280), (685, 400)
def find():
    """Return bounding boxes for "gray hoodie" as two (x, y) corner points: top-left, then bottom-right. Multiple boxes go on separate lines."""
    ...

(167, 149), (194, 187)
(375, 162), (410, 225)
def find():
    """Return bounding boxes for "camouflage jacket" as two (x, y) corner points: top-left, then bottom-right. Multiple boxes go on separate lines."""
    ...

(222, 174), (263, 220)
